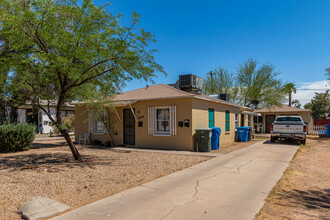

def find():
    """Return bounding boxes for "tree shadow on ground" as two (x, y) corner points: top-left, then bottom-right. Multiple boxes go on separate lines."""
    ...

(277, 188), (330, 210)
(263, 140), (301, 145)
(82, 145), (133, 153)
(0, 152), (118, 172)
(31, 142), (68, 149)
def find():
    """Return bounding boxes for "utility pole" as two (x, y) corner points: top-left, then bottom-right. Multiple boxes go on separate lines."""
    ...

(207, 71), (216, 94)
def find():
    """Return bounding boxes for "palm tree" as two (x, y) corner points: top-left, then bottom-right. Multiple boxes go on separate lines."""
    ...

(283, 83), (296, 106)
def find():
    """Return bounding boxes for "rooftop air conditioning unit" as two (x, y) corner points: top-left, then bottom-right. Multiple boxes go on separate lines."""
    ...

(219, 94), (229, 102)
(209, 94), (230, 101)
(179, 74), (203, 90)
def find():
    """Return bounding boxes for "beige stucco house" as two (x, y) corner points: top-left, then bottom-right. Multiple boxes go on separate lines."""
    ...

(74, 84), (256, 151)
(17, 100), (74, 134)
(254, 105), (312, 133)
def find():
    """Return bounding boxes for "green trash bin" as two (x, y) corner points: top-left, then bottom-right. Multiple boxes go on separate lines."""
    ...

(195, 128), (212, 152)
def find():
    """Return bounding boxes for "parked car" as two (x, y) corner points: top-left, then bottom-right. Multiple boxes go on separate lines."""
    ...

(270, 116), (307, 144)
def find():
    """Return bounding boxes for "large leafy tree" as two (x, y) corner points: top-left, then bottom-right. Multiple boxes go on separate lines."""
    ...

(283, 83), (296, 107)
(0, 40), (28, 124)
(304, 90), (330, 119)
(203, 67), (238, 102)
(0, 0), (164, 160)
(236, 59), (285, 109)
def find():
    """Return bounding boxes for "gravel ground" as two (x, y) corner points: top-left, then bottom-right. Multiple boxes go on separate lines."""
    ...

(255, 136), (330, 219)
(0, 140), (210, 220)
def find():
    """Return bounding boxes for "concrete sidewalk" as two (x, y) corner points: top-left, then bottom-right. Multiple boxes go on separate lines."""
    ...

(52, 141), (298, 220)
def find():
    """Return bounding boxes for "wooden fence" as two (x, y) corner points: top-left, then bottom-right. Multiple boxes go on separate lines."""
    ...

(308, 124), (326, 135)
(313, 119), (330, 126)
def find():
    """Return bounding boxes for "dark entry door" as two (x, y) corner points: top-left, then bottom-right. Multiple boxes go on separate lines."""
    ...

(265, 115), (276, 133)
(26, 109), (38, 125)
(123, 108), (135, 145)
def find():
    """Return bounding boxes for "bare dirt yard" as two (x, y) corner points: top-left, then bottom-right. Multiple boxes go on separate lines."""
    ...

(211, 139), (263, 154)
(255, 136), (330, 220)
(0, 139), (210, 220)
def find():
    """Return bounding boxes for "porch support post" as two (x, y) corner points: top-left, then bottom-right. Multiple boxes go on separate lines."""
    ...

(128, 104), (138, 122)
(114, 108), (121, 122)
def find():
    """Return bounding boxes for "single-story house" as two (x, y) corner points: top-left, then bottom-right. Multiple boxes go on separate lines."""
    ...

(253, 105), (312, 133)
(75, 84), (257, 151)
(17, 100), (74, 133)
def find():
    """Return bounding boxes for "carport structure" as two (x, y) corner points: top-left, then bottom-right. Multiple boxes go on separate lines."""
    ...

(254, 105), (312, 133)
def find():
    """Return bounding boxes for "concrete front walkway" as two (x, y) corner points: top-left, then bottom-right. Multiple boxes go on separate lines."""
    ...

(52, 141), (298, 220)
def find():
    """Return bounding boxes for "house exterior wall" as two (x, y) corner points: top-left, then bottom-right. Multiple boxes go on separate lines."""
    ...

(75, 98), (253, 150)
(131, 98), (193, 150)
(192, 99), (243, 145)
(41, 108), (56, 133)
(17, 109), (26, 123)
(260, 111), (312, 133)
(74, 104), (90, 142)
(75, 98), (193, 150)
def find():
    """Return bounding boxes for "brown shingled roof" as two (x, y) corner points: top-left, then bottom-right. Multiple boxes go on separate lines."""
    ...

(115, 84), (250, 109)
(115, 84), (194, 101)
(254, 105), (311, 113)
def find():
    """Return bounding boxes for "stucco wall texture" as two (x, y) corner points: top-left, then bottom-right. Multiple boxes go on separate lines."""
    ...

(75, 98), (252, 151)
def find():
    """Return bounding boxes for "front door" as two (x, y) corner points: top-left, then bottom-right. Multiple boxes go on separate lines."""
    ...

(26, 109), (38, 132)
(241, 114), (244, 127)
(123, 108), (135, 145)
(265, 115), (276, 133)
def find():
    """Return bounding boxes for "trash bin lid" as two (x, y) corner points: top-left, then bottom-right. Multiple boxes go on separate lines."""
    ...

(237, 127), (250, 131)
(210, 127), (221, 134)
(196, 128), (212, 131)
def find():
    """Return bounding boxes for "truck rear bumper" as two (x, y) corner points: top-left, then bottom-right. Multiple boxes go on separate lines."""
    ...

(271, 133), (306, 140)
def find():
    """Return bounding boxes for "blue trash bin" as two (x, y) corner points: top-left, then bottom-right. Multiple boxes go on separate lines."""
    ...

(211, 127), (221, 150)
(327, 124), (330, 137)
(237, 127), (250, 142)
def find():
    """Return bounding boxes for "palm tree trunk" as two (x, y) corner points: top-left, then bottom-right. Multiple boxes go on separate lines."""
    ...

(289, 93), (292, 106)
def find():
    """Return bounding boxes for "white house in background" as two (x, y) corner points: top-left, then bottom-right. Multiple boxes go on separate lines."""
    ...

(17, 100), (74, 134)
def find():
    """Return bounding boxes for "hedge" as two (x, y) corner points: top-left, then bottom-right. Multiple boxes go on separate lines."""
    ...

(0, 123), (36, 153)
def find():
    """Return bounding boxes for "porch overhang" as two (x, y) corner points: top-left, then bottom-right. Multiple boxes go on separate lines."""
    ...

(112, 100), (137, 107)
(112, 101), (138, 123)
(241, 111), (261, 116)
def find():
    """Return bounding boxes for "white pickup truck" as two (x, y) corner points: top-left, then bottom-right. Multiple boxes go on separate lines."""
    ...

(270, 116), (307, 144)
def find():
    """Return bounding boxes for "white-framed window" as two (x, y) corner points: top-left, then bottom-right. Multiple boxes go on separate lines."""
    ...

(148, 106), (177, 136)
(88, 111), (106, 134)
(155, 107), (171, 135)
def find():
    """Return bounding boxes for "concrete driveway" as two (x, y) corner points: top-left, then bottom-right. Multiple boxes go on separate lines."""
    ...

(52, 141), (298, 220)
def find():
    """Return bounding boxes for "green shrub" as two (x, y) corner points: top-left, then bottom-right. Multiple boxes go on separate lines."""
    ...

(0, 123), (36, 153)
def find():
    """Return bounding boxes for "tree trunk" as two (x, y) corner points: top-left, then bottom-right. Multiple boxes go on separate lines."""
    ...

(289, 93), (292, 106)
(61, 129), (82, 161)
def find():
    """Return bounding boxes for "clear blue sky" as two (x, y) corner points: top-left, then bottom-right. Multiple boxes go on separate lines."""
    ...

(95, 0), (330, 93)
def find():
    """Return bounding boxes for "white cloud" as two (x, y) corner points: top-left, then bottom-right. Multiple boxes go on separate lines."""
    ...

(286, 80), (329, 107)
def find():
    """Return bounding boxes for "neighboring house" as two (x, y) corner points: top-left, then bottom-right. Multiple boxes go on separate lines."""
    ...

(253, 105), (312, 133)
(17, 100), (74, 133)
(75, 84), (257, 151)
